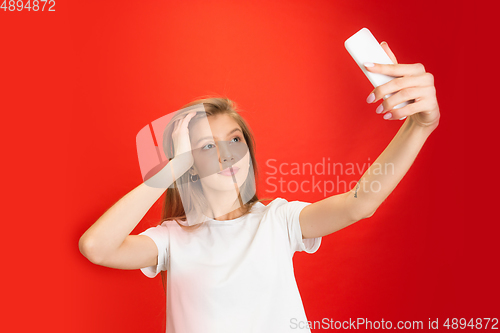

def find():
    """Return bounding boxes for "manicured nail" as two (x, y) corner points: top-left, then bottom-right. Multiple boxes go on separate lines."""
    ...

(364, 62), (375, 68)
(366, 93), (375, 103)
(376, 104), (384, 114)
(383, 112), (392, 120)
(399, 116), (407, 120)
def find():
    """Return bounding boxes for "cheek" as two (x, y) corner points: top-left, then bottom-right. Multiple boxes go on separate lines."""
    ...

(240, 150), (251, 167)
(193, 150), (220, 177)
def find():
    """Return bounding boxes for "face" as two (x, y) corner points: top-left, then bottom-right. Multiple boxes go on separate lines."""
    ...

(189, 113), (251, 192)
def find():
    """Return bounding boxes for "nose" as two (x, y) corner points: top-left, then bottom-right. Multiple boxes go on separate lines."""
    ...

(220, 155), (234, 163)
(218, 141), (235, 164)
(220, 156), (234, 164)
(219, 151), (234, 163)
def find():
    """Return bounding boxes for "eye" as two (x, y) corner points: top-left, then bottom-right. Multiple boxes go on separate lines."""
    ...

(202, 137), (242, 150)
(202, 143), (215, 150)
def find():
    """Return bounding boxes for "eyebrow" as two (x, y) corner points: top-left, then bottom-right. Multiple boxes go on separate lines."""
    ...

(196, 128), (242, 145)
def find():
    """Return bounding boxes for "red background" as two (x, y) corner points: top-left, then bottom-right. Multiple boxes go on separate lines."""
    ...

(2, 0), (496, 332)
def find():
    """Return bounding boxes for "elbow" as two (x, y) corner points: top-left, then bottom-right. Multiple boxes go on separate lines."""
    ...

(363, 210), (376, 219)
(345, 192), (377, 222)
(353, 209), (376, 221)
(79, 236), (103, 265)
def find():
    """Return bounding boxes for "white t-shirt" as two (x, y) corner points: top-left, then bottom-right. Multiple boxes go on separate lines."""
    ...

(139, 197), (322, 333)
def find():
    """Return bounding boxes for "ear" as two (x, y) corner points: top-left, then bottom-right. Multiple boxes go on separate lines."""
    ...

(381, 41), (398, 64)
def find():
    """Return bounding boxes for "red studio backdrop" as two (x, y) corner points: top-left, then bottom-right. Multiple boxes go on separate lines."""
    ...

(3, 0), (496, 332)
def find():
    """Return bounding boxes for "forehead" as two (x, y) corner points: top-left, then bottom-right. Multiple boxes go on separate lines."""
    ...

(191, 114), (241, 138)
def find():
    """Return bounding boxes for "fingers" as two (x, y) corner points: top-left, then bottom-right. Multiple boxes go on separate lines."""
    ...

(376, 88), (436, 120)
(173, 119), (181, 132)
(363, 54), (439, 124)
(367, 72), (434, 104)
(174, 112), (196, 132)
(364, 62), (426, 77)
(380, 99), (434, 121)
(381, 41), (398, 64)
(182, 112), (196, 127)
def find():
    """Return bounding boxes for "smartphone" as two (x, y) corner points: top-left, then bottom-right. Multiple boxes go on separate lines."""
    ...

(345, 27), (409, 111)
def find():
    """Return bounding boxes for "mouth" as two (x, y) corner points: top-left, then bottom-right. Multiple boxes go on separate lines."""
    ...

(217, 166), (240, 177)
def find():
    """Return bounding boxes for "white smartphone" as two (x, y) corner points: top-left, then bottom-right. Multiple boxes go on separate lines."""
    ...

(345, 27), (409, 114)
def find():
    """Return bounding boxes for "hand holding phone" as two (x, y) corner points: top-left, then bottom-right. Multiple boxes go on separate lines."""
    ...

(345, 27), (408, 119)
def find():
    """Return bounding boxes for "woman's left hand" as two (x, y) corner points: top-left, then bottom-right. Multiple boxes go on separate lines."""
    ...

(364, 41), (440, 129)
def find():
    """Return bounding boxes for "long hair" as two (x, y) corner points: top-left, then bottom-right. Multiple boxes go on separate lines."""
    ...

(158, 95), (273, 291)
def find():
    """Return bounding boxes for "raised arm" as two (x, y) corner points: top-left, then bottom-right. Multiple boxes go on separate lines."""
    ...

(79, 112), (197, 268)
(299, 42), (440, 239)
(79, 182), (167, 268)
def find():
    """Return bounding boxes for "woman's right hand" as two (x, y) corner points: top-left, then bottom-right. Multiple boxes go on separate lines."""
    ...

(170, 112), (197, 176)
(144, 111), (198, 188)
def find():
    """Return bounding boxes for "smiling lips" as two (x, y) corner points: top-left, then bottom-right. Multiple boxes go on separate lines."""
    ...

(218, 166), (240, 176)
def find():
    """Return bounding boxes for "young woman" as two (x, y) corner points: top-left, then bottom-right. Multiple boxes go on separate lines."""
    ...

(79, 42), (440, 333)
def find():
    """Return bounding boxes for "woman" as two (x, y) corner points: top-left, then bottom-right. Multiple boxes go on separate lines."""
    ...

(79, 42), (440, 333)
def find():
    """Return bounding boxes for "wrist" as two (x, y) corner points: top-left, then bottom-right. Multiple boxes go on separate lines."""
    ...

(410, 111), (440, 132)
(406, 114), (440, 136)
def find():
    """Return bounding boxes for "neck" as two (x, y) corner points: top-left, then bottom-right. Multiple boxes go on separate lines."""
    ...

(202, 186), (244, 221)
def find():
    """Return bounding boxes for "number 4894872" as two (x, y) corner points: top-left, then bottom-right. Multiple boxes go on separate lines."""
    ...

(1, 0), (56, 11)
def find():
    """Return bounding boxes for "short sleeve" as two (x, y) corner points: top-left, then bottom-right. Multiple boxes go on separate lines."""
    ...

(275, 198), (322, 255)
(138, 222), (170, 278)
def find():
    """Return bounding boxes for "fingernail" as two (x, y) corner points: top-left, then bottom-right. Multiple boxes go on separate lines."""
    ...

(399, 116), (407, 120)
(383, 112), (392, 120)
(366, 93), (375, 103)
(364, 62), (375, 68)
(376, 104), (384, 114)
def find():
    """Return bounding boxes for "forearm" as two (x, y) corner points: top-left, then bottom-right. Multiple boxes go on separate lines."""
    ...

(346, 117), (437, 219)
(79, 182), (167, 261)
(79, 159), (186, 262)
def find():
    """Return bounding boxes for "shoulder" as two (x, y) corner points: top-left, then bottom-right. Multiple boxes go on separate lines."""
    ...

(261, 197), (312, 218)
(141, 220), (179, 233)
(160, 219), (193, 229)
(262, 197), (287, 209)
(266, 197), (312, 210)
